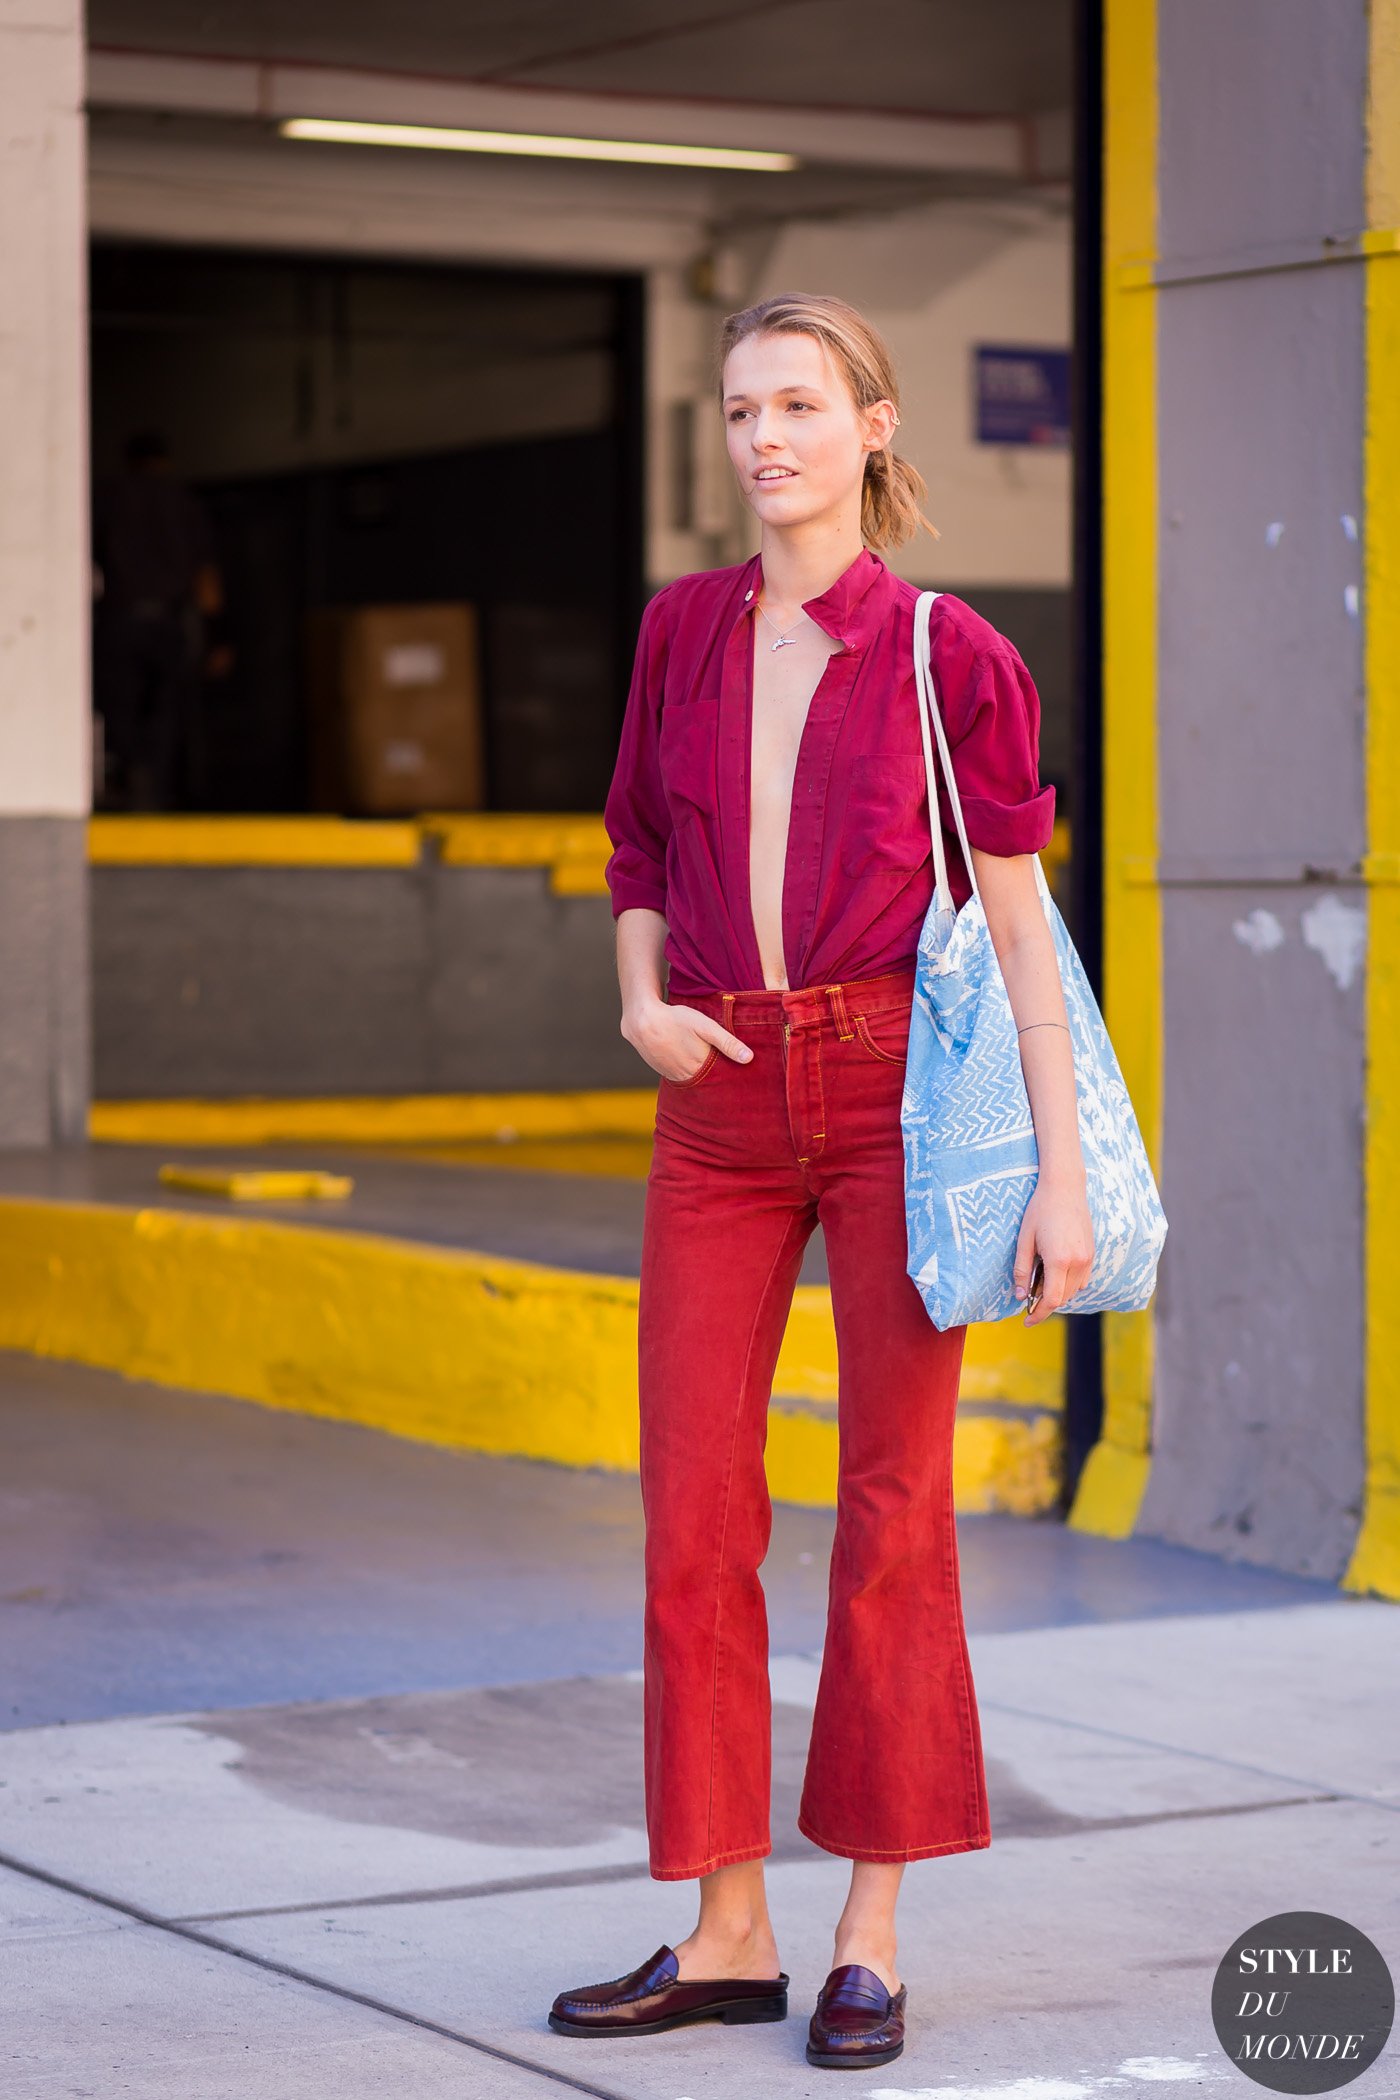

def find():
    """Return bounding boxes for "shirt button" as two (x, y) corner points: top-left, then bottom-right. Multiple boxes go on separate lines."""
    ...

(744, 589), (753, 600)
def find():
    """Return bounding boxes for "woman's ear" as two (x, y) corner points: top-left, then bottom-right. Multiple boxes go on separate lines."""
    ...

(863, 398), (899, 452)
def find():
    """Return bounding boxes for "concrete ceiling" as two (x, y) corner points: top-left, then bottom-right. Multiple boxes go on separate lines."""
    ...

(88, 0), (1072, 120)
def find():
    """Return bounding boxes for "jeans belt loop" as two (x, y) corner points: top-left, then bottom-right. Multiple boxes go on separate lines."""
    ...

(825, 983), (856, 1040)
(721, 992), (735, 1033)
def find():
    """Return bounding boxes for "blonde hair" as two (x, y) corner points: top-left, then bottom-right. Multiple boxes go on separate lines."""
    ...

(717, 290), (940, 552)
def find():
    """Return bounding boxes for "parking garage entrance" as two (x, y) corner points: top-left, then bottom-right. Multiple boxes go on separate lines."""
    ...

(89, 241), (645, 815)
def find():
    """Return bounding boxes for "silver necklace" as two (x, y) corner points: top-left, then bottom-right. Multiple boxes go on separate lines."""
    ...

(756, 602), (804, 651)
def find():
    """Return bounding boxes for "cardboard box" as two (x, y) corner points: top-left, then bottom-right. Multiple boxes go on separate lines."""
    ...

(308, 603), (485, 815)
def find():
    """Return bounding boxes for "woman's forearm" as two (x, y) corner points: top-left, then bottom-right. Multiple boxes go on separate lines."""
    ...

(616, 907), (669, 1025)
(971, 851), (1085, 1185)
(998, 931), (1084, 1184)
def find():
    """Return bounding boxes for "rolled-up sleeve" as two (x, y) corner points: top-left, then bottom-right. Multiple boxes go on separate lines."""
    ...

(943, 638), (1056, 856)
(604, 584), (674, 918)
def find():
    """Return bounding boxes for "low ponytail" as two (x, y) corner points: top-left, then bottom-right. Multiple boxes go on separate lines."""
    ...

(718, 291), (941, 552)
(862, 446), (939, 554)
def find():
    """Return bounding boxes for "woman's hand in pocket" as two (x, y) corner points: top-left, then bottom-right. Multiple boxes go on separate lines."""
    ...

(622, 996), (753, 1085)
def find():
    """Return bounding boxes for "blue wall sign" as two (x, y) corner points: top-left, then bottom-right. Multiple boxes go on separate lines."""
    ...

(974, 345), (1072, 447)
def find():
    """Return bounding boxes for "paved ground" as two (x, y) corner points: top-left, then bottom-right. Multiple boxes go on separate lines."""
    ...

(0, 1138), (831, 1280)
(2, 1350), (1397, 2099)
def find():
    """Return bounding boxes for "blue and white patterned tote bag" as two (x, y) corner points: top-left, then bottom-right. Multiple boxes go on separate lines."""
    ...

(902, 591), (1168, 1330)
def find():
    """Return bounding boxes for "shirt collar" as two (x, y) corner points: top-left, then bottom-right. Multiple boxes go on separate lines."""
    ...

(739, 546), (894, 654)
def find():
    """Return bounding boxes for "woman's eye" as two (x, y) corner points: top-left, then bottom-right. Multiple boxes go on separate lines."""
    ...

(787, 400), (812, 412)
(728, 409), (751, 423)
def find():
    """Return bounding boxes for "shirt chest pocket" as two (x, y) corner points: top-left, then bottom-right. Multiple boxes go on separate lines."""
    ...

(840, 753), (930, 878)
(658, 697), (721, 827)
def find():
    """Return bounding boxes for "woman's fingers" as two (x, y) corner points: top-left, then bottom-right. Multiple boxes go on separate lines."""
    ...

(1013, 1215), (1039, 1300)
(1024, 1254), (1067, 1322)
(656, 1015), (755, 1082)
(706, 1026), (753, 1064)
(667, 1008), (753, 1065)
(1023, 1244), (1096, 1321)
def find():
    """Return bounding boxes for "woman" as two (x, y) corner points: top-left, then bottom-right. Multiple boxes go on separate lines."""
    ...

(549, 292), (1093, 2070)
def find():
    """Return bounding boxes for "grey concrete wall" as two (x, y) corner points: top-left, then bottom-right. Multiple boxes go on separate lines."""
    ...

(0, 6), (91, 1148)
(0, 820), (91, 1145)
(1138, 0), (1369, 1576)
(91, 864), (642, 1098)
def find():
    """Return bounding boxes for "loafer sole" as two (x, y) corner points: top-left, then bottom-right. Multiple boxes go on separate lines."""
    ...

(806, 2035), (905, 2068)
(550, 1992), (788, 2037)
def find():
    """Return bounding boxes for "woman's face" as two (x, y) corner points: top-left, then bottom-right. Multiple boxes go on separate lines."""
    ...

(721, 329), (893, 535)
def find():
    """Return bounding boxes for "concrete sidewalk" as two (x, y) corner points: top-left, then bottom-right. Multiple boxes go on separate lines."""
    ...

(2, 1353), (1397, 2099)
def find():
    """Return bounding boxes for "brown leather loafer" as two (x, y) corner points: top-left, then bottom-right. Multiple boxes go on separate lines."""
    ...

(806, 1963), (907, 2068)
(549, 1943), (789, 2037)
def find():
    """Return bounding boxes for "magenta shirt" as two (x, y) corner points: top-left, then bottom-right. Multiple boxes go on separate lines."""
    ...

(603, 546), (1056, 1001)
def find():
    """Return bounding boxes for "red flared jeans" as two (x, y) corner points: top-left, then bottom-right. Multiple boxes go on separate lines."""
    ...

(638, 965), (991, 1880)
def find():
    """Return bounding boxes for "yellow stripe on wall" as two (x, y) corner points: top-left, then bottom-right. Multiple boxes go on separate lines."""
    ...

(1069, 0), (1162, 1539)
(1345, 0), (1400, 1600)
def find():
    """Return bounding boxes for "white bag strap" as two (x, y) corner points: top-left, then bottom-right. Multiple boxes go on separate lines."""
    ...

(913, 589), (982, 911)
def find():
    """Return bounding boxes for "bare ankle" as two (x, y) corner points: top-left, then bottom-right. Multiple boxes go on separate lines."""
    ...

(675, 1913), (781, 1979)
(831, 1926), (899, 1994)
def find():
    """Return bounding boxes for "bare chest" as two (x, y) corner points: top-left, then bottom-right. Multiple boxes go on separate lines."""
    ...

(749, 628), (845, 813)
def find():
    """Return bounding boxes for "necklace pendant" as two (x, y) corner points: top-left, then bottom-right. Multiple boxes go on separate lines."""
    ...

(771, 636), (796, 650)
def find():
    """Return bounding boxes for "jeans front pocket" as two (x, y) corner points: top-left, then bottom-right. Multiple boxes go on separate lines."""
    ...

(660, 1043), (720, 1090)
(852, 1004), (913, 1067)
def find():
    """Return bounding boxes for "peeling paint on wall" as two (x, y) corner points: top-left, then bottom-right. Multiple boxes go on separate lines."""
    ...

(1300, 893), (1367, 989)
(1232, 908), (1285, 955)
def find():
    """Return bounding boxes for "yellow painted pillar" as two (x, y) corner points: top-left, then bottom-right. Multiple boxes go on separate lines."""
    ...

(1069, 0), (1163, 1539)
(1345, 0), (1400, 1599)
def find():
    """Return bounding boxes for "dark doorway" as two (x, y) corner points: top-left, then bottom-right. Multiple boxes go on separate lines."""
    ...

(89, 242), (645, 813)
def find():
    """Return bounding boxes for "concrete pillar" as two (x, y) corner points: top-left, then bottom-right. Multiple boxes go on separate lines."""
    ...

(0, 0), (90, 1144)
(1072, 0), (1399, 1593)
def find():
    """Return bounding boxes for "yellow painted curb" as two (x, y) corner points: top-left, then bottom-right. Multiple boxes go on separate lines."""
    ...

(422, 812), (611, 891)
(90, 1090), (663, 1146)
(767, 1402), (1059, 1515)
(0, 1196), (1061, 1514)
(85, 813), (614, 889)
(88, 816), (421, 866)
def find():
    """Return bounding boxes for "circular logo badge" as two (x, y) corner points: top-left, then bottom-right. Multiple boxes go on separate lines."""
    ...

(1212, 1911), (1394, 2092)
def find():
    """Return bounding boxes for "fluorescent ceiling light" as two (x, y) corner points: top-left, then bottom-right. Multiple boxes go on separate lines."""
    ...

(279, 116), (798, 172)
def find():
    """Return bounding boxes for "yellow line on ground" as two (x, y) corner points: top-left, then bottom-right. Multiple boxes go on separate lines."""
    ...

(90, 1090), (663, 1146)
(0, 1196), (1063, 1515)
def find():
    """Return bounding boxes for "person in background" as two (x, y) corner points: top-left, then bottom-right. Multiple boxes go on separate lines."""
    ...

(92, 431), (230, 809)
